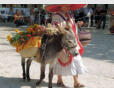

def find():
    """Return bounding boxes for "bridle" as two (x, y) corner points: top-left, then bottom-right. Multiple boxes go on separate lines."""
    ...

(59, 35), (77, 56)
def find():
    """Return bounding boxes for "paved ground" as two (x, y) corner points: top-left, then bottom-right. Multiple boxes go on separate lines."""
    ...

(0, 24), (114, 88)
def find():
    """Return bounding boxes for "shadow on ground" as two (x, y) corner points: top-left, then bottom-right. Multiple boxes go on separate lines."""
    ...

(0, 22), (16, 27)
(0, 23), (29, 31)
(0, 37), (6, 39)
(0, 43), (10, 45)
(83, 30), (114, 63)
(0, 76), (71, 88)
(0, 49), (16, 52)
(0, 76), (37, 88)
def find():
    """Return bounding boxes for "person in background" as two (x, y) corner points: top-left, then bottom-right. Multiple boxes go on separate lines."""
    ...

(0, 10), (8, 22)
(98, 7), (107, 29)
(45, 12), (52, 25)
(47, 13), (52, 24)
(34, 10), (39, 24)
(21, 10), (25, 16)
(79, 8), (85, 22)
(84, 6), (93, 27)
(73, 10), (80, 22)
(24, 8), (31, 25)
(40, 10), (46, 25)
(95, 7), (101, 29)
(44, 11), (49, 25)
(90, 7), (94, 27)
(30, 8), (35, 24)
(7, 8), (14, 22)
(14, 10), (20, 26)
(14, 10), (26, 27)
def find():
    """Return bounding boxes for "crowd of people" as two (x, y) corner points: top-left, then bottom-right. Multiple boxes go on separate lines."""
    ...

(0, 6), (112, 29)
(72, 6), (108, 29)
(0, 7), (52, 27)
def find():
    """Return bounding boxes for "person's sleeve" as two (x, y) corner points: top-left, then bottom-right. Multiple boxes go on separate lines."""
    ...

(90, 8), (93, 14)
(75, 23), (80, 54)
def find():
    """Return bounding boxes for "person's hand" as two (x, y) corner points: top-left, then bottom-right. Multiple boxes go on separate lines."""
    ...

(77, 21), (84, 27)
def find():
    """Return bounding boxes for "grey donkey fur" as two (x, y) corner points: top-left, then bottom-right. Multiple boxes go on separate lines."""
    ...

(20, 23), (78, 88)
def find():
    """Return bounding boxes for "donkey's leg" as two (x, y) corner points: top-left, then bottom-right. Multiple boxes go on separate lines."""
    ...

(26, 58), (32, 81)
(36, 62), (46, 85)
(21, 58), (26, 80)
(48, 66), (53, 88)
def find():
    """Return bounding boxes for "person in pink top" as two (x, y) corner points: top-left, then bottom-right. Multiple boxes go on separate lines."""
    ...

(46, 4), (87, 88)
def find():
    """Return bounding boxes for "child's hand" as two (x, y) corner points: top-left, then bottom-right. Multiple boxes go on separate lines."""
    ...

(77, 21), (84, 27)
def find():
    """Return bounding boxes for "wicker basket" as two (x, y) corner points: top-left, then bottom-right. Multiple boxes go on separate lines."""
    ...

(110, 26), (114, 34)
(78, 29), (91, 46)
(16, 37), (42, 53)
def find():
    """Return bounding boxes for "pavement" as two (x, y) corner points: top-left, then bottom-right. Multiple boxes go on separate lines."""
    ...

(0, 24), (114, 88)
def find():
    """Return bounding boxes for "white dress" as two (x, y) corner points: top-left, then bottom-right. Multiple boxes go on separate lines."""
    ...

(53, 54), (87, 76)
(52, 12), (87, 76)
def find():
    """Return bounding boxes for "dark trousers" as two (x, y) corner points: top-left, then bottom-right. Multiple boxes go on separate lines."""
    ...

(95, 15), (101, 24)
(15, 20), (26, 27)
(97, 16), (106, 29)
(91, 15), (93, 27)
(7, 16), (14, 22)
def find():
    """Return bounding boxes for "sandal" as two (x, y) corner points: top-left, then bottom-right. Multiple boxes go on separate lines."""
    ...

(57, 82), (65, 87)
(74, 83), (85, 88)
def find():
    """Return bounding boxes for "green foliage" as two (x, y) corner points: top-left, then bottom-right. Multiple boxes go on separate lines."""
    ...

(10, 31), (31, 46)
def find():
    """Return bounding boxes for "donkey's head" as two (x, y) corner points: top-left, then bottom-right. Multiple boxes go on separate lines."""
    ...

(56, 22), (78, 56)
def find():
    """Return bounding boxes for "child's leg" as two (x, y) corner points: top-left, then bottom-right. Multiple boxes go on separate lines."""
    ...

(73, 75), (85, 87)
(57, 75), (63, 83)
(57, 75), (64, 86)
(73, 75), (79, 85)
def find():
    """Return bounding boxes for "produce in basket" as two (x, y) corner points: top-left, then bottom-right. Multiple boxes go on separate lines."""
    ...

(7, 24), (58, 52)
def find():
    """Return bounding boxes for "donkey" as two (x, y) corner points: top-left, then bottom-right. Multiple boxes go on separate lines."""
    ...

(20, 23), (78, 88)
